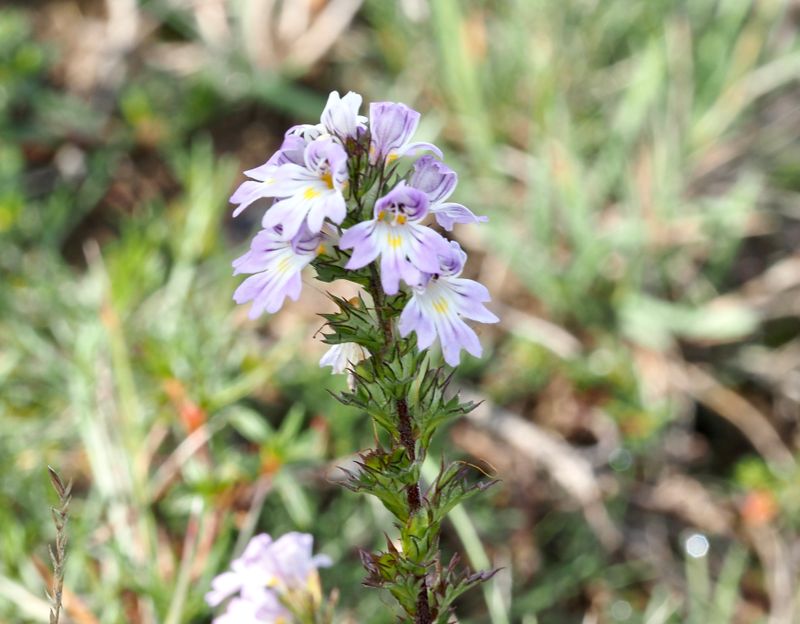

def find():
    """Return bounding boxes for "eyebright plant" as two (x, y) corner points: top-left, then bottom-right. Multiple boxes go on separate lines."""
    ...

(229, 90), (499, 623)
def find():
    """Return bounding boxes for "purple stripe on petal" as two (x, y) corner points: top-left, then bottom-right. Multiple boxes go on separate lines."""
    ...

(410, 156), (457, 204)
(369, 102), (420, 164)
(398, 141), (443, 160)
(343, 230), (380, 270)
(400, 298), (437, 350)
(431, 202), (488, 231)
(380, 250), (403, 295)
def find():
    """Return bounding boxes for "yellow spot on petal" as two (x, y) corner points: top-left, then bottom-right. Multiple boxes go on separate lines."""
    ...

(396, 214), (407, 225)
(387, 233), (402, 249)
(320, 171), (334, 189)
(387, 152), (399, 163)
(304, 187), (321, 200)
(377, 210), (387, 221)
(316, 243), (326, 256)
(433, 299), (449, 314)
(277, 257), (292, 274)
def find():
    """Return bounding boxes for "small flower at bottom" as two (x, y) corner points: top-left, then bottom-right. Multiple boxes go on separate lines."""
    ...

(211, 586), (289, 624)
(233, 224), (329, 317)
(206, 532), (332, 624)
(339, 182), (449, 295)
(320, 342), (370, 374)
(399, 241), (499, 366)
(321, 342), (370, 391)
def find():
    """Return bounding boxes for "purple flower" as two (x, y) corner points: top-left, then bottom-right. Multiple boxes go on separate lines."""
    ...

(321, 90), (367, 139)
(261, 532), (333, 590)
(230, 133), (307, 218)
(399, 241), (498, 366)
(339, 183), (449, 295)
(409, 155), (488, 231)
(206, 532), (331, 624)
(230, 137), (348, 239)
(259, 138), (349, 240)
(212, 586), (289, 624)
(369, 102), (442, 166)
(232, 224), (328, 317)
(205, 534), (278, 608)
(320, 342), (369, 374)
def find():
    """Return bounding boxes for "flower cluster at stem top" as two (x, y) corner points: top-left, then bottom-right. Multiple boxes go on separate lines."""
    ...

(231, 90), (498, 367)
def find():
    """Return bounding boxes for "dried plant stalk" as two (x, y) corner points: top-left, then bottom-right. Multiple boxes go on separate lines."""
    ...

(47, 466), (72, 624)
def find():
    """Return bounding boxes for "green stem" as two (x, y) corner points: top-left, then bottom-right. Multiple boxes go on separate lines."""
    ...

(366, 266), (431, 624)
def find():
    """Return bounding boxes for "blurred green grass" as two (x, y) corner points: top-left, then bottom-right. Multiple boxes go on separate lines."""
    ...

(2, 0), (800, 622)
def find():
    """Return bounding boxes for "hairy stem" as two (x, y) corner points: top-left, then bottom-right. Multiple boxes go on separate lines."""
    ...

(366, 268), (430, 623)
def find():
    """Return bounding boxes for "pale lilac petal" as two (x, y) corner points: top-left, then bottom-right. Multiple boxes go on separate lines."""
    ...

(230, 180), (274, 217)
(262, 195), (308, 241)
(449, 277), (491, 302)
(431, 202), (488, 231)
(369, 102), (421, 164)
(410, 155), (456, 204)
(320, 343), (369, 374)
(321, 90), (364, 138)
(312, 553), (333, 568)
(282, 273), (303, 305)
(408, 225), (449, 274)
(243, 136), (307, 183)
(307, 193), (346, 233)
(451, 318), (483, 358)
(398, 141), (443, 160)
(458, 298), (499, 323)
(339, 220), (372, 249)
(438, 320), (462, 367)
(380, 251), (404, 295)
(233, 273), (270, 306)
(205, 572), (241, 607)
(437, 240), (467, 276)
(399, 298), (436, 350)
(231, 228), (319, 317)
(341, 222), (380, 269)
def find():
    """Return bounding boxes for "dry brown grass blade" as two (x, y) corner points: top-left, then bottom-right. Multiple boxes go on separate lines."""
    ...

(635, 473), (734, 535)
(460, 390), (622, 550)
(671, 363), (795, 472)
(33, 555), (100, 624)
(496, 304), (582, 359)
(284, 0), (363, 68)
(746, 525), (796, 624)
(149, 422), (219, 502)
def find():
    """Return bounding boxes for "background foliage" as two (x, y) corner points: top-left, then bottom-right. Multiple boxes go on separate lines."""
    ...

(2, 0), (800, 622)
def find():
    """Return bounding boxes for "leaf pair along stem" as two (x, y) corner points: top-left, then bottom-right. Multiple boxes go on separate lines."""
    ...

(367, 265), (431, 624)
